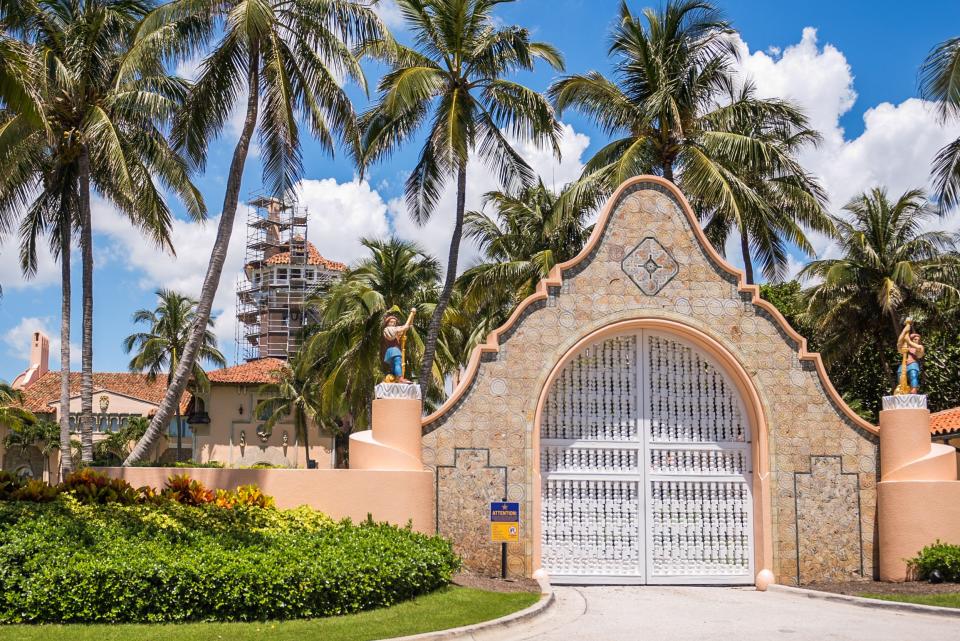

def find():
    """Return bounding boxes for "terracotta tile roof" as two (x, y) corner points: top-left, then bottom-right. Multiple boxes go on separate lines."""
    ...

(207, 358), (287, 385)
(931, 407), (960, 436)
(17, 372), (191, 413)
(264, 241), (346, 271)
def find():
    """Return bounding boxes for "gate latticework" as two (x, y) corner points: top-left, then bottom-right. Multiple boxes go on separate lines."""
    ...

(540, 331), (754, 584)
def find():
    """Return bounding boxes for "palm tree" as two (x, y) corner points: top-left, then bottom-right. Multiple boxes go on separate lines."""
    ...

(304, 238), (441, 465)
(801, 188), (960, 373)
(920, 35), (960, 211)
(549, 0), (826, 283)
(255, 353), (320, 468)
(357, 0), (564, 398)
(458, 180), (601, 321)
(93, 416), (148, 465)
(2, 418), (59, 480)
(699, 82), (832, 283)
(3, 0), (205, 469)
(123, 289), (225, 462)
(123, 0), (382, 465)
(0, 381), (35, 433)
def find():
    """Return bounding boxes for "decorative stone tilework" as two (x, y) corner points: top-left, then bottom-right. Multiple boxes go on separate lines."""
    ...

(436, 449), (509, 575)
(622, 237), (680, 295)
(795, 457), (862, 582)
(422, 180), (879, 585)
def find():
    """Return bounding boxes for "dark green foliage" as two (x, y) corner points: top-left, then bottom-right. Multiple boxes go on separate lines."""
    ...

(909, 541), (960, 582)
(10, 480), (59, 502)
(128, 460), (227, 468)
(924, 328), (960, 413)
(60, 468), (140, 505)
(0, 498), (459, 623)
(759, 281), (954, 423)
(0, 471), (22, 500)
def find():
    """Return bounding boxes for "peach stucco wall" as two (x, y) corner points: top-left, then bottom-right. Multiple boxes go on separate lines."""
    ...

(878, 406), (960, 581)
(102, 467), (435, 533)
(192, 384), (334, 468)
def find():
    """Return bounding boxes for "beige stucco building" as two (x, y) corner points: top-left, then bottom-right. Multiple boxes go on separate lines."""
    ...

(2, 332), (186, 478)
(1, 336), (333, 477)
(189, 358), (334, 468)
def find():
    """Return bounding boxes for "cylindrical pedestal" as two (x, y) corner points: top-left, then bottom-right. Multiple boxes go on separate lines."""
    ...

(878, 396), (960, 581)
(371, 398), (423, 462)
(349, 388), (424, 472)
(879, 408), (932, 481)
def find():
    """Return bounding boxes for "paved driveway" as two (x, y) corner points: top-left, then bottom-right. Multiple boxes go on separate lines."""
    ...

(489, 586), (957, 641)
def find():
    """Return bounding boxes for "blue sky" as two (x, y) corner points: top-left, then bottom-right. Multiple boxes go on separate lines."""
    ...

(2, 0), (959, 382)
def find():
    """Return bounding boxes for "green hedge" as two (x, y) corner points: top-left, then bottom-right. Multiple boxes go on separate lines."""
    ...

(0, 496), (459, 623)
(909, 541), (960, 582)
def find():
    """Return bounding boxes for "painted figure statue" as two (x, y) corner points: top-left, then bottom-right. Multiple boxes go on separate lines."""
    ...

(894, 318), (925, 395)
(382, 309), (417, 384)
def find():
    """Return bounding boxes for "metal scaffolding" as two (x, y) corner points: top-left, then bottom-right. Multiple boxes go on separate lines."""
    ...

(234, 194), (314, 362)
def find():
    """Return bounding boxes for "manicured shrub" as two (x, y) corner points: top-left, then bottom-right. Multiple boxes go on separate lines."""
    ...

(10, 479), (59, 502)
(162, 474), (214, 505)
(59, 468), (138, 505)
(909, 541), (960, 582)
(0, 497), (459, 623)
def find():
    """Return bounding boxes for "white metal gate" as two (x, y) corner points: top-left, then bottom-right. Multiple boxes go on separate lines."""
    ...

(540, 330), (754, 584)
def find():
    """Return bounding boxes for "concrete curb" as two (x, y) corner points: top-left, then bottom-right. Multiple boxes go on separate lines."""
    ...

(384, 590), (555, 641)
(768, 584), (960, 618)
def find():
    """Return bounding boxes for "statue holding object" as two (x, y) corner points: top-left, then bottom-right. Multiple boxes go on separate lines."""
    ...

(894, 318), (924, 395)
(382, 309), (417, 384)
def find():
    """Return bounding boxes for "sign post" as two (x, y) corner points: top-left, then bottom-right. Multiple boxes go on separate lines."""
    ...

(490, 500), (519, 579)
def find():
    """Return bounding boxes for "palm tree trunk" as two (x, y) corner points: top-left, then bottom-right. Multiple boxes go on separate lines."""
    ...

(124, 45), (261, 466)
(417, 163), (466, 400)
(739, 227), (755, 285)
(79, 146), (94, 464)
(58, 213), (73, 480)
(663, 161), (674, 183)
(299, 407), (313, 469)
(175, 406), (182, 462)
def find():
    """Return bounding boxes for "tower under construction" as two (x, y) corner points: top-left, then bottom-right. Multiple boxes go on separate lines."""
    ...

(235, 196), (346, 362)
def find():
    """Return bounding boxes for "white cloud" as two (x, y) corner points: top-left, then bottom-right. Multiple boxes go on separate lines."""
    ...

(373, 0), (405, 29)
(84, 122), (591, 363)
(3, 316), (79, 372)
(0, 233), (60, 292)
(390, 122), (592, 268)
(294, 177), (392, 264)
(92, 198), (247, 359)
(730, 28), (960, 265)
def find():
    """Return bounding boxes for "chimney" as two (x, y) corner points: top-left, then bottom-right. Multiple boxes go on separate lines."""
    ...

(12, 331), (49, 389)
(31, 332), (49, 377)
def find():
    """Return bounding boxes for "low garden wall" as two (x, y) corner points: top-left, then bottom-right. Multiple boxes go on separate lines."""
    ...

(101, 467), (435, 532)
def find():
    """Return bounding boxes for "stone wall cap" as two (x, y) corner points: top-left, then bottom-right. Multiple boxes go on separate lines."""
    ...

(882, 395), (927, 410)
(375, 383), (422, 400)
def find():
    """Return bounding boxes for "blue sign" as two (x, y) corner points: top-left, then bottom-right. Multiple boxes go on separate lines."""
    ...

(490, 502), (520, 522)
(490, 502), (520, 542)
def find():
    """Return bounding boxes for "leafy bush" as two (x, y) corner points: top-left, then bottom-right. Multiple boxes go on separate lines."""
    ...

(162, 474), (214, 506)
(10, 479), (58, 502)
(0, 471), (23, 499)
(60, 468), (139, 505)
(0, 497), (459, 623)
(909, 541), (960, 582)
(128, 460), (226, 468)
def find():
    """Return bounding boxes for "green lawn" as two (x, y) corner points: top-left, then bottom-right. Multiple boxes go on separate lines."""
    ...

(0, 586), (539, 641)
(859, 592), (960, 609)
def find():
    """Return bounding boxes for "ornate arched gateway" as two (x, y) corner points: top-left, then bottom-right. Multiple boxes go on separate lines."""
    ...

(538, 326), (755, 584)
(422, 176), (880, 586)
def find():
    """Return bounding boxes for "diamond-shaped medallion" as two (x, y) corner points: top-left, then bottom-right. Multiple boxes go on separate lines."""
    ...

(621, 237), (679, 295)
